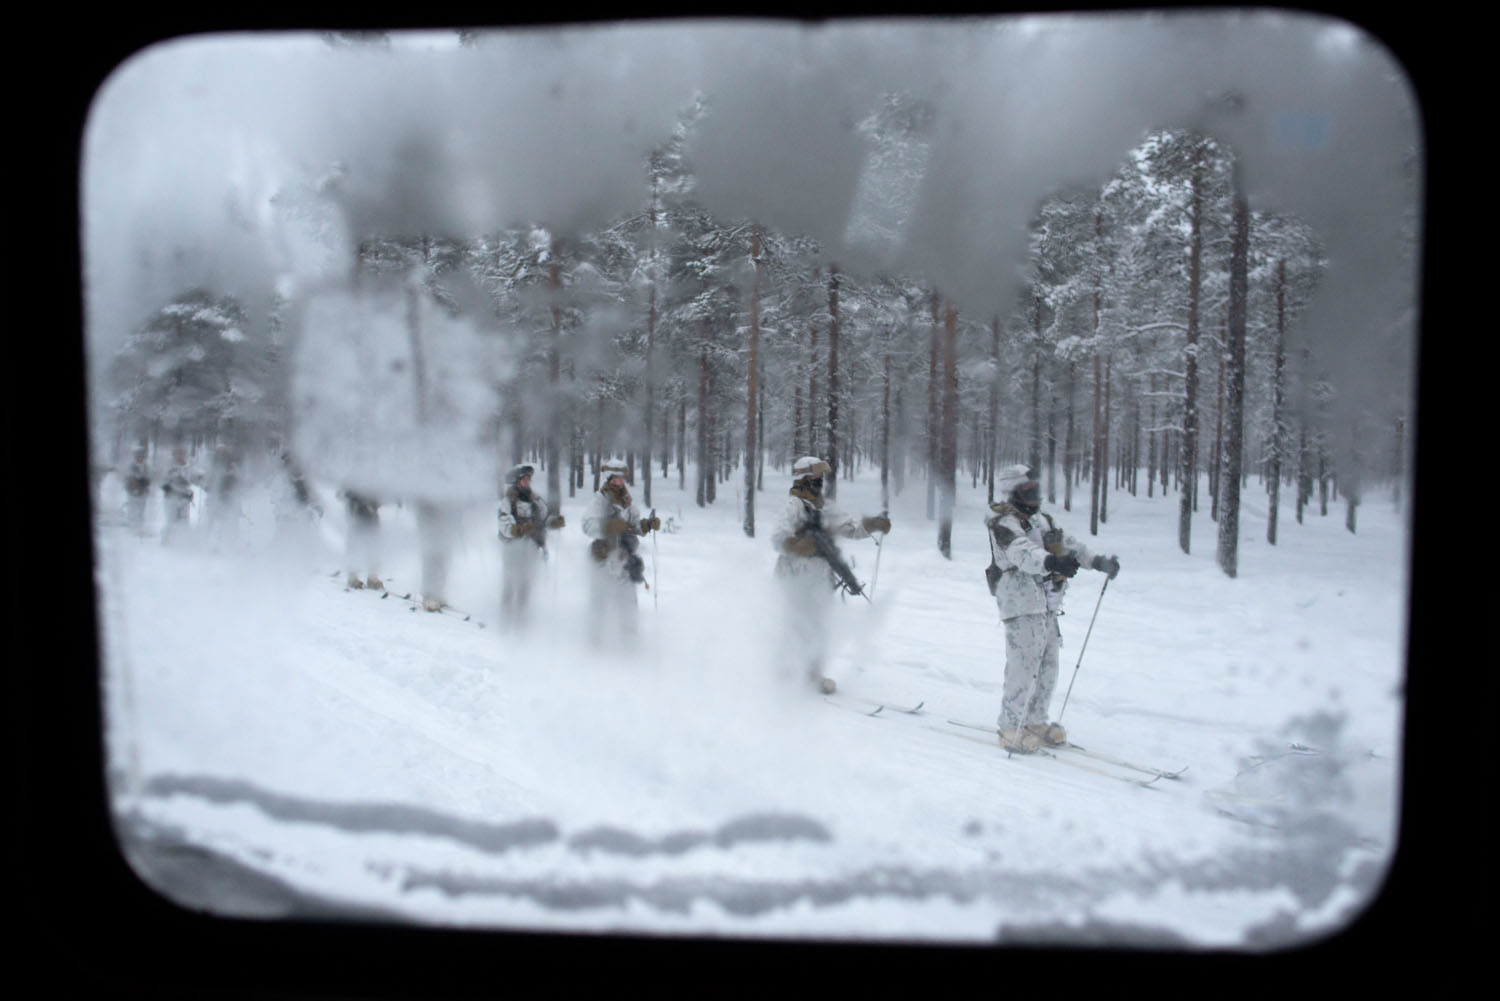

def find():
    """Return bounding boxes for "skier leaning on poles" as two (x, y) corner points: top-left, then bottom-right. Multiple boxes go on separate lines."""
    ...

(985, 463), (1120, 753)
(581, 458), (660, 646)
(496, 463), (565, 628)
(124, 447), (151, 535)
(159, 446), (197, 544)
(771, 456), (891, 695)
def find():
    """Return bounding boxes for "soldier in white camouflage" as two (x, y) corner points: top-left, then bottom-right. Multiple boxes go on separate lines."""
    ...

(771, 456), (890, 694)
(985, 463), (1119, 752)
(581, 459), (658, 645)
(123, 447), (151, 536)
(497, 463), (564, 628)
(159, 446), (197, 545)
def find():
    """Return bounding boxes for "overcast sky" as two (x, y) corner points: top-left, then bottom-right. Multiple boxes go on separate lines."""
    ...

(81, 12), (1421, 415)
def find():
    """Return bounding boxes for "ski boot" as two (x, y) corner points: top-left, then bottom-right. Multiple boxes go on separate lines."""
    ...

(998, 727), (1043, 753)
(1026, 722), (1067, 747)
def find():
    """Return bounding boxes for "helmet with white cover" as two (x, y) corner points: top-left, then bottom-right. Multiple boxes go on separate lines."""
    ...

(791, 456), (831, 481)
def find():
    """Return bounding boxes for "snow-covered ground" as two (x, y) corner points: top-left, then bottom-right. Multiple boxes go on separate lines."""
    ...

(92, 461), (1405, 950)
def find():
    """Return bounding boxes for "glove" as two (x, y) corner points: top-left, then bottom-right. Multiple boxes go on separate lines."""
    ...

(862, 515), (892, 534)
(548, 516), (566, 529)
(639, 516), (661, 533)
(513, 522), (536, 538)
(785, 536), (819, 557)
(1043, 552), (1081, 578)
(603, 517), (631, 538)
(1091, 554), (1120, 579)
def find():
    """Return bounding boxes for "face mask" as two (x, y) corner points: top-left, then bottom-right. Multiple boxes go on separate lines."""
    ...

(803, 477), (823, 496)
(1014, 482), (1041, 510)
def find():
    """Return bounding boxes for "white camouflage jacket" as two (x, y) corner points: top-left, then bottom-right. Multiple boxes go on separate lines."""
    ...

(772, 493), (871, 579)
(985, 503), (1096, 620)
(582, 486), (643, 581)
(498, 486), (549, 544)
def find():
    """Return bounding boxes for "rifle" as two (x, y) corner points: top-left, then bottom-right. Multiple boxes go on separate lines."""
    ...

(618, 528), (648, 585)
(799, 509), (868, 601)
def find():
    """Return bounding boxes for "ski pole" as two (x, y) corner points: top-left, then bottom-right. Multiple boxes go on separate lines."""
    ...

(868, 518), (886, 598)
(650, 507), (658, 610)
(1056, 575), (1109, 723)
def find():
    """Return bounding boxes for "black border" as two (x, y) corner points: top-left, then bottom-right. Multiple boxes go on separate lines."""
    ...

(18, 4), (1476, 995)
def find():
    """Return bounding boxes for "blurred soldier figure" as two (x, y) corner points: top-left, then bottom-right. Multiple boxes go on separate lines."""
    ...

(416, 501), (461, 612)
(497, 463), (564, 628)
(985, 463), (1120, 752)
(340, 489), (383, 591)
(160, 446), (196, 545)
(206, 445), (243, 549)
(582, 458), (659, 646)
(771, 456), (891, 694)
(123, 446), (151, 536)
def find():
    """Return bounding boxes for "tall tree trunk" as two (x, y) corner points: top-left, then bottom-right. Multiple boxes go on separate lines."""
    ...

(808, 303), (820, 457)
(546, 237), (563, 516)
(1210, 328), (1225, 522)
(926, 291), (939, 520)
(1216, 188), (1249, 578)
(881, 339), (892, 511)
(793, 385), (804, 459)
(677, 398), (686, 490)
(758, 354), (766, 492)
(893, 385), (906, 497)
(826, 264), (841, 501)
(1063, 361), (1076, 512)
(696, 320), (710, 507)
(1178, 161), (1204, 554)
(743, 225), (762, 536)
(1101, 354), (1112, 524)
(1089, 217), (1104, 536)
(938, 302), (959, 558)
(1268, 259), (1287, 544)
(1030, 294), (1043, 474)
(987, 315), (1001, 504)
(642, 178), (659, 509)
(1147, 372), (1157, 498)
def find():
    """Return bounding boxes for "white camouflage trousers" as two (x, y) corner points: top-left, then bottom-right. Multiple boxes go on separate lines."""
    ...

(500, 540), (542, 626)
(999, 612), (1062, 731)
(587, 566), (639, 646)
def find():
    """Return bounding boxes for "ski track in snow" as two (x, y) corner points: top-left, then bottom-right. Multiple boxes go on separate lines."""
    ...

(94, 468), (1405, 946)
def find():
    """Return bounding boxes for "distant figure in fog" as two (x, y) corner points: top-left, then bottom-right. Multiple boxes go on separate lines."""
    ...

(123, 447), (151, 536)
(497, 463), (564, 629)
(416, 500), (461, 612)
(340, 489), (383, 591)
(207, 446), (243, 549)
(160, 446), (196, 545)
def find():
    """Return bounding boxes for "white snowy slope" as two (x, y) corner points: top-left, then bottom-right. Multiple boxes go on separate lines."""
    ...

(93, 466), (1405, 949)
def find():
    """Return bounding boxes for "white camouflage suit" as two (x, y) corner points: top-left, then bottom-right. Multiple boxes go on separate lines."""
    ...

(986, 501), (1099, 733)
(497, 480), (550, 626)
(772, 484), (874, 687)
(581, 475), (650, 644)
(159, 457), (196, 544)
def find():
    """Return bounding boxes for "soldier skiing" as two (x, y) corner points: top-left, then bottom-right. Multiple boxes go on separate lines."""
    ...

(984, 463), (1120, 752)
(206, 445), (243, 549)
(123, 446), (151, 536)
(582, 458), (659, 646)
(340, 488), (383, 591)
(771, 456), (891, 694)
(159, 446), (196, 544)
(497, 463), (565, 628)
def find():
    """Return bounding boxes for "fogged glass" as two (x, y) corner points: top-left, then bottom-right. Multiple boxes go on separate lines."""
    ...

(82, 13), (1420, 948)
